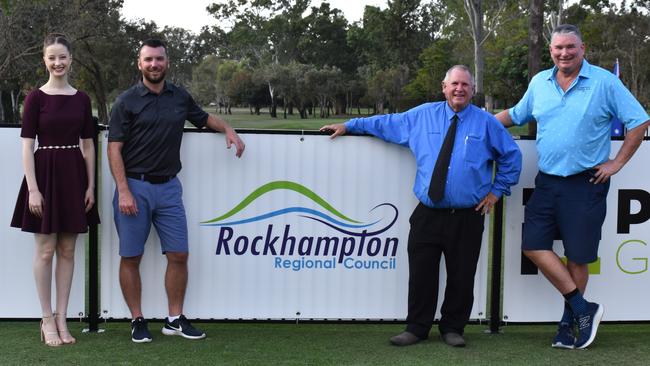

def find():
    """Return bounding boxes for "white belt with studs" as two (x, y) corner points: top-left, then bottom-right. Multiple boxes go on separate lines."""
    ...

(37, 144), (80, 150)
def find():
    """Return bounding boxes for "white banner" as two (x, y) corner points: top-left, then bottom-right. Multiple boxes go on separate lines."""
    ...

(503, 140), (650, 321)
(100, 132), (489, 320)
(0, 128), (85, 318)
(6, 127), (648, 322)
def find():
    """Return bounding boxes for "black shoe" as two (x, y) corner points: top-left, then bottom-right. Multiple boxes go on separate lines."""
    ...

(162, 315), (206, 340)
(389, 331), (422, 346)
(441, 332), (466, 347)
(131, 317), (152, 343)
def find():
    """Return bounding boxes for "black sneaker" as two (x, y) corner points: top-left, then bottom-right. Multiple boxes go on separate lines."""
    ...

(162, 315), (206, 340)
(131, 317), (152, 343)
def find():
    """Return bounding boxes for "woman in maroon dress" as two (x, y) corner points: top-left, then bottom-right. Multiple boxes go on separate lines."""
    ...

(11, 34), (99, 346)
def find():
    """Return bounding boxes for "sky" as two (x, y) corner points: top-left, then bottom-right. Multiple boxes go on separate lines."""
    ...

(121, 0), (387, 34)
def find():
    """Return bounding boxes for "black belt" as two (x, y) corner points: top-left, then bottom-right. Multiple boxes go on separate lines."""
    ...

(539, 168), (597, 180)
(126, 172), (176, 184)
(419, 203), (476, 214)
(429, 207), (475, 214)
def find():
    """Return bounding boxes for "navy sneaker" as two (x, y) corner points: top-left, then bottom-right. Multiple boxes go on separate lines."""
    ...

(551, 322), (575, 349)
(131, 317), (152, 343)
(574, 302), (604, 349)
(162, 315), (206, 340)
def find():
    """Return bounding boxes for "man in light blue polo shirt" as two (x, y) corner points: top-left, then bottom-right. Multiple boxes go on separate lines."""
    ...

(496, 24), (650, 350)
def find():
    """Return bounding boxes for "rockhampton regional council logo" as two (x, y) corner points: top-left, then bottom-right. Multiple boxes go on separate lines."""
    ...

(200, 181), (400, 271)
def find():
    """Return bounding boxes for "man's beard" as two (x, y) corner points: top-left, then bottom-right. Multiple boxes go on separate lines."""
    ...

(143, 69), (166, 84)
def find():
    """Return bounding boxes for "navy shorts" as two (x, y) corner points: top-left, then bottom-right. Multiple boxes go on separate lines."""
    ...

(113, 177), (188, 257)
(522, 170), (609, 264)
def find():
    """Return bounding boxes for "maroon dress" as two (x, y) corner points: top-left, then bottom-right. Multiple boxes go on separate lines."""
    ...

(11, 89), (100, 234)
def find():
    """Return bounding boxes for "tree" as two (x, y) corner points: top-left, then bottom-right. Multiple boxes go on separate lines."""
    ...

(71, 0), (133, 124)
(490, 43), (529, 106)
(161, 26), (198, 87)
(461, 0), (507, 101)
(227, 68), (255, 109)
(207, 0), (310, 65)
(190, 55), (220, 107)
(3, 0), (648, 124)
(0, 1), (53, 122)
(300, 2), (356, 74)
(362, 66), (393, 115)
(342, 78), (367, 116)
(347, 1), (438, 70)
(0, 0), (132, 123)
(526, 0), (543, 135)
(404, 39), (455, 104)
(383, 0), (433, 68)
(194, 25), (227, 59)
(208, 0), (314, 118)
(579, 1), (650, 105)
(544, 0), (565, 41)
(253, 62), (284, 118)
(215, 60), (240, 114)
(266, 0), (311, 64)
(385, 64), (411, 113)
(293, 64), (317, 118)
(305, 66), (342, 118)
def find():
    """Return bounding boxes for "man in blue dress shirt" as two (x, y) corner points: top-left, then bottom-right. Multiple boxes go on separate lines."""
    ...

(321, 65), (521, 347)
(496, 24), (650, 350)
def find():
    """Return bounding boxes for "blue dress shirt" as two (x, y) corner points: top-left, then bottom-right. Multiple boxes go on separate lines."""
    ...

(345, 102), (522, 208)
(509, 59), (650, 176)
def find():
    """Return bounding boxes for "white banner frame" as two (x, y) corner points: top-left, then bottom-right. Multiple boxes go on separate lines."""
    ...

(503, 140), (650, 322)
(99, 131), (489, 320)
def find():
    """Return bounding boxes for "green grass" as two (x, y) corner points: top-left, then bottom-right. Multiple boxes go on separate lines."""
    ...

(2, 322), (648, 365)
(508, 124), (533, 137)
(206, 107), (357, 131)
(203, 108), (536, 138)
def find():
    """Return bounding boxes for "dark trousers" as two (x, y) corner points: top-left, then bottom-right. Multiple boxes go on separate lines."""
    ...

(405, 203), (485, 338)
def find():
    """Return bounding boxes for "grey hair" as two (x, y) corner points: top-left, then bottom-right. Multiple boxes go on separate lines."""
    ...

(551, 24), (583, 43)
(443, 65), (475, 87)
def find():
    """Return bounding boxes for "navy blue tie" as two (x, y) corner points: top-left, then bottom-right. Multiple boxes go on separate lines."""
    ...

(428, 114), (458, 202)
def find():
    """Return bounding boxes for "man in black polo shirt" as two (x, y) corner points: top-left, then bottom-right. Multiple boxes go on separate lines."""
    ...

(107, 39), (245, 343)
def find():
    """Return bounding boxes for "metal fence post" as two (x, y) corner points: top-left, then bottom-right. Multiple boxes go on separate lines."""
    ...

(87, 117), (100, 332)
(489, 198), (504, 334)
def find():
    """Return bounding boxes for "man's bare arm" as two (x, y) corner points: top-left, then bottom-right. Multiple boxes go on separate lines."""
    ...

(108, 141), (138, 215)
(494, 109), (514, 128)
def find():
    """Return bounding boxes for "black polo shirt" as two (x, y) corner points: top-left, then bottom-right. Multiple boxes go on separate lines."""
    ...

(108, 81), (208, 176)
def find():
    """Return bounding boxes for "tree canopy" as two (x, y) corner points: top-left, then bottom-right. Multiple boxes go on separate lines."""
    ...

(0, 0), (648, 123)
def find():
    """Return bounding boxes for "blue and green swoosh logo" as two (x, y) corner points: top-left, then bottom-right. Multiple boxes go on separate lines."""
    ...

(200, 181), (398, 236)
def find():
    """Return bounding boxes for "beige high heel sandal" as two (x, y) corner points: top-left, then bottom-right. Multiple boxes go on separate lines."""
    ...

(41, 315), (62, 347)
(55, 313), (76, 344)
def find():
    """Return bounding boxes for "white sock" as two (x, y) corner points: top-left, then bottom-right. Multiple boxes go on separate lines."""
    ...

(167, 314), (181, 322)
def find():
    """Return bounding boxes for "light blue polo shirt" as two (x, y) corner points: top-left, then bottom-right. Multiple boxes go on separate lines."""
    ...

(510, 59), (649, 176)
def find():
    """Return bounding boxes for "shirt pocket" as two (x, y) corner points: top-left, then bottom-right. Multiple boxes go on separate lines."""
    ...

(174, 108), (188, 124)
(427, 130), (443, 152)
(464, 134), (484, 163)
(128, 99), (154, 116)
(161, 103), (188, 126)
